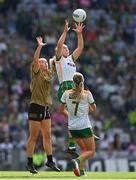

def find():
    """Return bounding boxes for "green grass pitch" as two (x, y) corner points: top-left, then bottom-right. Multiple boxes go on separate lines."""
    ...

(0, 172), (136, 180)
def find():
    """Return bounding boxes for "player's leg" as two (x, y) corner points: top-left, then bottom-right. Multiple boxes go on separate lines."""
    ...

(68, 129), (99, 156)
(70, 138), (86, 176)
(75, 127), (95, 165)
(26, 103), (46, 173)
(26, 120), (41, 173)
(41, 118), (52, 157)
(67, 131), (78, 157)
(41, 107), (60, 172)
(70, 128), (95, 176)
(77, 136), (95, 164)
(72, 137), (95, 177)
(74, 138), (86, 176)
(75, 138), (86, 167)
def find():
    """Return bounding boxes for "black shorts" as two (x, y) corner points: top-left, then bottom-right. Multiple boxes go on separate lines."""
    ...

(28, 103), (50, 121)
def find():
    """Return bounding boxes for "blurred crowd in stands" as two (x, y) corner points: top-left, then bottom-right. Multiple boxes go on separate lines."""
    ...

(0, 0), (136, 170)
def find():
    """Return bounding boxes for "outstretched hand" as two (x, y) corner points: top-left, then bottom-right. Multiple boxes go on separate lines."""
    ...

(64, 19), (70, 32)
(36, 36), (47, 47)
(73, 22), (85, 33)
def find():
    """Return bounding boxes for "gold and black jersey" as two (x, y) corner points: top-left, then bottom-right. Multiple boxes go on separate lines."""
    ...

(30, 64), (52, 106)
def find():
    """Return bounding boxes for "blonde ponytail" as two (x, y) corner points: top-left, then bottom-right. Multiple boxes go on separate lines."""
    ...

(72, 72), (84, 101)
(79, 82), (84, 91)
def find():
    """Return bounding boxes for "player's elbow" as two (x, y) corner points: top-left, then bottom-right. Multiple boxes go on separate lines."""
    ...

(92, 105), (96, 112)
(90, 103), (96, 113)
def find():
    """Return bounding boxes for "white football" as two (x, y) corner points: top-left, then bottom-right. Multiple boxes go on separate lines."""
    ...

(73, 9), (86, 23)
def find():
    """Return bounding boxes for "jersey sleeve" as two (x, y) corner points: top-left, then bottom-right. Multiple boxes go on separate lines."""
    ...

(31, 63), (40, 75)
(61, 91), (67, 104)
(88, 91), (95, 104)
(55, 55), (62, 61)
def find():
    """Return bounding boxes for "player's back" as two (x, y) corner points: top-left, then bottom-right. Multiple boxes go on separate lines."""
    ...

(64, 89), (94, 130)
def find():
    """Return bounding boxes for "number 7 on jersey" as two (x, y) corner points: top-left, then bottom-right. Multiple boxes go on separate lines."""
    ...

(72, 101), (79, 116)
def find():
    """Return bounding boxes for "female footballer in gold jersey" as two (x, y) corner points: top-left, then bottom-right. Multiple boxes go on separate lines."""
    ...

(26, 37), (60, 173)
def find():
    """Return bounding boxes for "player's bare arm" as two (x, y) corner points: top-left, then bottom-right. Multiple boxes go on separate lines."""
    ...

(33, 36), (46, 73)
(59, 104), (68, 119)
(72, 23), (84, 61)
(56, 20), (70, 59)
(89, 103), (96, 113)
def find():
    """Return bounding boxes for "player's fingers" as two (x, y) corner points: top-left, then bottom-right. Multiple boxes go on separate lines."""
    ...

(74, 23), (78, 28)
(78, 22), (81, 26)
(81, 23), (84, 27)
(72, 28), (76, 31)
(65, 19), (69, 24)
(38, 37), (42, 41)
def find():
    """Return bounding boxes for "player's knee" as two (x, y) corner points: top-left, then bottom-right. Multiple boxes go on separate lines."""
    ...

(87, 148), (95, 157)
(43, 132), (51, 140)
(91, 150), (95, 157)
(29, 134), (38, 143)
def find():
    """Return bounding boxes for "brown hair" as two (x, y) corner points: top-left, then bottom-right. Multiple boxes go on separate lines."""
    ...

(72, 72), (84, 101)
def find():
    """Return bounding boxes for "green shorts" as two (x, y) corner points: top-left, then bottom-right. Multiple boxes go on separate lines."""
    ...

(70, 128), (94, 138)
(58, 81), (74, 102)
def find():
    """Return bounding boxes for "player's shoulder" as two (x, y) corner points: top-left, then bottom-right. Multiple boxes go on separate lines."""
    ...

(68, 54), (75, 61)
(84, 89), (88, 93)
(31, 63), (40, 74)
(83, 89), (93, 98)
(84, 89), (90, 94)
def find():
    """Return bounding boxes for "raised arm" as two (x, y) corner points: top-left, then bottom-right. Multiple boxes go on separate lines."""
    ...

(56, 20), (70, 59)
(33, 36), (46, 73)
(72, 23), (84, 61)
